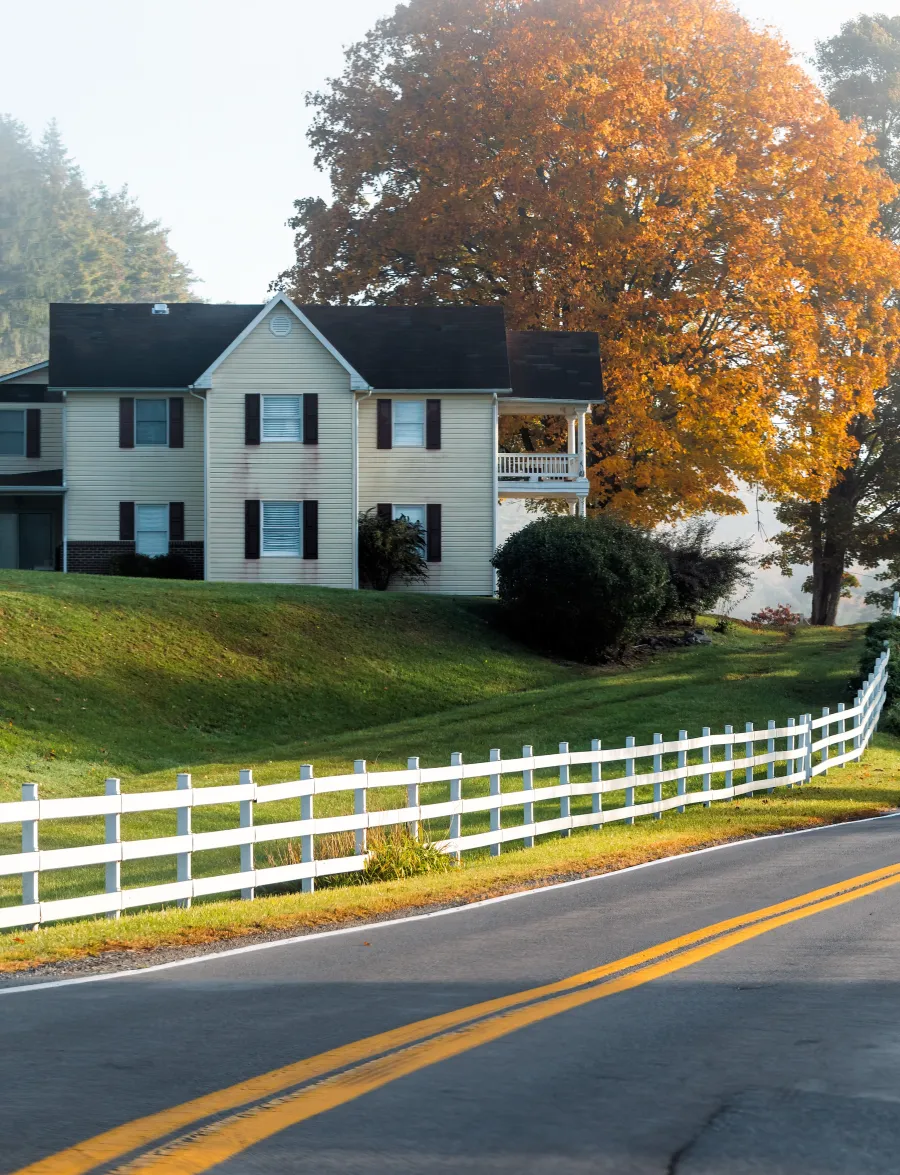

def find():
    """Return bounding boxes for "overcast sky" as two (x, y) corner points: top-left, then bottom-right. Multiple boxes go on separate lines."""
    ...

(4, 0), (900, 305)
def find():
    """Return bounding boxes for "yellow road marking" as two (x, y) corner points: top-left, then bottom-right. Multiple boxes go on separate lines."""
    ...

(11, 861), (900, 1175)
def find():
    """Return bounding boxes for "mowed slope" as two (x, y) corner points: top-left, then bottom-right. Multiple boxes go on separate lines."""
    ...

(0, 572), (576, 800)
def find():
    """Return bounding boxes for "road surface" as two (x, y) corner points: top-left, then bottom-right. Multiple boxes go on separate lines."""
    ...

(3, 815), (900, 1174)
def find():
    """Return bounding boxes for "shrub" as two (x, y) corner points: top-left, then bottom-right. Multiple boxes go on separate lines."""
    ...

(750, 604), (802, 627)
(856, 616), (900, 708)
(357, 508), (428, 590)
(108, 551), (198, 579)
(491, 515), (670, 662)
(266, 827), (454, 889)
(654, 521), (754, 624)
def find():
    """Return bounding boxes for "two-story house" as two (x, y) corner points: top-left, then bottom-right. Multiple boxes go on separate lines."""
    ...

(0, 296), (601, 593)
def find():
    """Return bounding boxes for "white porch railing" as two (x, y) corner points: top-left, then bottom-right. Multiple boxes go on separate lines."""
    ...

(498, 452), (581, 481)
(0, 646), (889, 931)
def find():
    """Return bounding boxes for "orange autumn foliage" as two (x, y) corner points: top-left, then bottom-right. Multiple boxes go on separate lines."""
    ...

(281, 0), (900, 523)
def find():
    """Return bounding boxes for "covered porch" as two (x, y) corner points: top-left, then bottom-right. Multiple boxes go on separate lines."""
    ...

(497, 398), (591, 516)
(0, 476), (64, 571)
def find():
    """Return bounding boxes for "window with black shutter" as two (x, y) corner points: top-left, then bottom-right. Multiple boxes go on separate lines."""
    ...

(426, 400), (441, 450)
(169, 502), (185, 542)
(303, 500), (319, 559)
(119, 501), (135, 541)
(245, 394), (261, 445)
(303, 394), (318, 445)
(119, 398), (135, 448)
(168, 398), (184, 448)
(244, 500), (261, 558)
(426, 504), (442, 562)
(25, 409), (40, 458)
(376, 400), (392, 449)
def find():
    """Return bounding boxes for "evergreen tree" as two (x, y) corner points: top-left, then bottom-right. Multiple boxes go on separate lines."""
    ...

(0, 117), (197, 375)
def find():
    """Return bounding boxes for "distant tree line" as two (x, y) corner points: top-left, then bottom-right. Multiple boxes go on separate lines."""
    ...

(0, 118), (197, 375)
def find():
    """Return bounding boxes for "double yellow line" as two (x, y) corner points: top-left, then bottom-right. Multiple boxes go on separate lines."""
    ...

(12, 861), (900, 1175)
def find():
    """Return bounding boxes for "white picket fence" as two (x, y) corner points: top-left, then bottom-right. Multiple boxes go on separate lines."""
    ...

(0, 643), (891, 931)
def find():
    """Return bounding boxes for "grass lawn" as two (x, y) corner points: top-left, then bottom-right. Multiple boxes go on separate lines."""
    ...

(0, 570), (897, 972)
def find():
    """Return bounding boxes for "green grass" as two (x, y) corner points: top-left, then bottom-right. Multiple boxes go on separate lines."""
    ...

(0, 570), (896, 970)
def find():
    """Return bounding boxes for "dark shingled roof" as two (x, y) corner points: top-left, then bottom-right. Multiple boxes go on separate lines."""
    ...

(505, 331), (602, 402)
(0, 469), (63, 487)
(300, 305), (510, 389)
(49, 303), (263, 388)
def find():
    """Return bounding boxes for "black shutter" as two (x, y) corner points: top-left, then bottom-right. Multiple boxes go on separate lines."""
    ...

(376, 503), (392, 521)
(119, 398), (134, 448)
(169, 397), (184, 448)
(303, 394), (318, 445)
(426, 504), (442, 562)
(426, 400), (441, 450)
(303, 499), (319, 559)
(119, 502), (135, 542)
(376, 399), (392, 449)
(245, 394), (261, 445)
(25, 409), (40, 458)
(169, 502), (185, 542)
(244, 500), (260, 559)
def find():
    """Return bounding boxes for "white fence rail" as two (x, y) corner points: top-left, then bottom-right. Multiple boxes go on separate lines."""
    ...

(497, 452), (582, 481)
(0, 645), (890, 931)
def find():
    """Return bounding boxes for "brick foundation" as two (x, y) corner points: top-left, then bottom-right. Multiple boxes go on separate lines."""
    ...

(66, 541), (204, 578)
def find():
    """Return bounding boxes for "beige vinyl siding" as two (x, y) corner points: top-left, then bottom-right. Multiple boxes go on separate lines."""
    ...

(65, 393), (204, 540)
(0, 403), (63, 478)
(1, 366), (48, 385)
(358, 394), (495, 595)
(206, 307), (354, 586)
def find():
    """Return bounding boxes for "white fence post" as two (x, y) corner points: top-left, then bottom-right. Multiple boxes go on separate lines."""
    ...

(724, 725), (734, 796)
(176, 772), (191, 909)
(821, 707), (830, 775)
(407, 757), (420, 841)
(354, 760), (367, 856)
(744, 722), (754, 794)
(21, 783), (38, 927)
(300, 763), (314, 894)
(591, 739), (602, 826)
(837, 704), (846, 767)
(522, 745), (535, 848)
(652, 733), (663, 819)
(490, 748), (502, 855)
(802, 715), (813, 783)
(677, 730), (688, 813)
(702, 727), (712, 806)
(624, 736), (635, 824)
(559, 742), (571, 837)
(787, 717), (796, 786)
(105, 777), (121, 919)
(239, 768), (254, 900)
(767, 720), (776, 793)
(449, 752), (463, 861)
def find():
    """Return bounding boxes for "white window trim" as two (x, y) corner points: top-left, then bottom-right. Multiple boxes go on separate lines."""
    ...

(135, 398), (169, 447)
(261, 500), (303, 558)
(0, 409), (26, 457)
(135, 503), (170, 557)
(392, 400), (426, 448)
(261, 394), (303, 443)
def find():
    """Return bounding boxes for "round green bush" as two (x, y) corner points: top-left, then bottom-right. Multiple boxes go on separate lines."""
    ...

(491, 515), (670, 662)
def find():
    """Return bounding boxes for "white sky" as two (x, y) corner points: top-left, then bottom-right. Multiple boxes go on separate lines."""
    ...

(3, 0), (900, 304)
(3, 0), (896, 618)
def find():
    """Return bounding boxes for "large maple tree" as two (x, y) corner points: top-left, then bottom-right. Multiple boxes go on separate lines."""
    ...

(280, 0), (900, 523)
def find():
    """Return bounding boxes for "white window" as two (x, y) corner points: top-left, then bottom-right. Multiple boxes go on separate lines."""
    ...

(262, 395), (303, 442)
(393, 504), (427, 549)
(135, 399), (168, 446)
(262, 501), (302, 556)
(392, 400), (425, 446)
(135, 504), (169, 557)
(0, 410), (25, 456)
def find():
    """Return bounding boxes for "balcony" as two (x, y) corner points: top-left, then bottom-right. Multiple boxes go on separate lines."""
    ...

(497, 452), (589, 500)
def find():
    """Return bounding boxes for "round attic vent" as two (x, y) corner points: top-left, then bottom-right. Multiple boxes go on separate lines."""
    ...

(269, 314), (293, 337)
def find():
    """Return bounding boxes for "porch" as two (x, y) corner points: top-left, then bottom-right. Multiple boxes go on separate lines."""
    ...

(496, 401), (590, 513)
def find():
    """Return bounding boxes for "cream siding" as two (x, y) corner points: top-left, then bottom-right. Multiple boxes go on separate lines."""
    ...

(0, 366), (48, 385)
(206, 306), (354, 586)
(0, 403), (63, 478)
(358, 393), (495, 595)
(65, 393), (204, 540)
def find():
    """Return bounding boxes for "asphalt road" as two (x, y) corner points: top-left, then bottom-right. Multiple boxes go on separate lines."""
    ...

(4, 816), (900, 1174)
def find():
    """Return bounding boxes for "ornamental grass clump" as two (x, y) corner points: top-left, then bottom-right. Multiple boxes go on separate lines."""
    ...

(491, 515), (670, 662)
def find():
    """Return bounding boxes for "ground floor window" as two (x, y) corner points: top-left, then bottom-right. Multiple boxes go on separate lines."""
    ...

(392, 504), (426, 530)
(135, 504), (169, 557)
(262, 501), (302, 556)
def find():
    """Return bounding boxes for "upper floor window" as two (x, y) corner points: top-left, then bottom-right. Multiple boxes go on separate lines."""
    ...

(262, 395), (302, 442)
(0, 410), (24, 456)
(393, 401), (425, 447)
(262, 501), (302, 556)
(135, 399), (168, 446)
(135, 503), (169, 557)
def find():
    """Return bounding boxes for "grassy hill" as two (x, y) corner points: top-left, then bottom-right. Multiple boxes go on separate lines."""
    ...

(0, 572), (579, 800)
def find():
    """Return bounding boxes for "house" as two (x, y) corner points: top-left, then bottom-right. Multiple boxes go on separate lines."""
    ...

(0, 296), (601, 593)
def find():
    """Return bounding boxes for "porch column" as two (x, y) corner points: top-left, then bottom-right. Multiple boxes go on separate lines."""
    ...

(578, 411), (588, 477)
(567, 414), (577, 454)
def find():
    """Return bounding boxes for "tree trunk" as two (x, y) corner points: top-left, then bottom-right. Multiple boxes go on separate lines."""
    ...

(808, 476), (856, 626)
